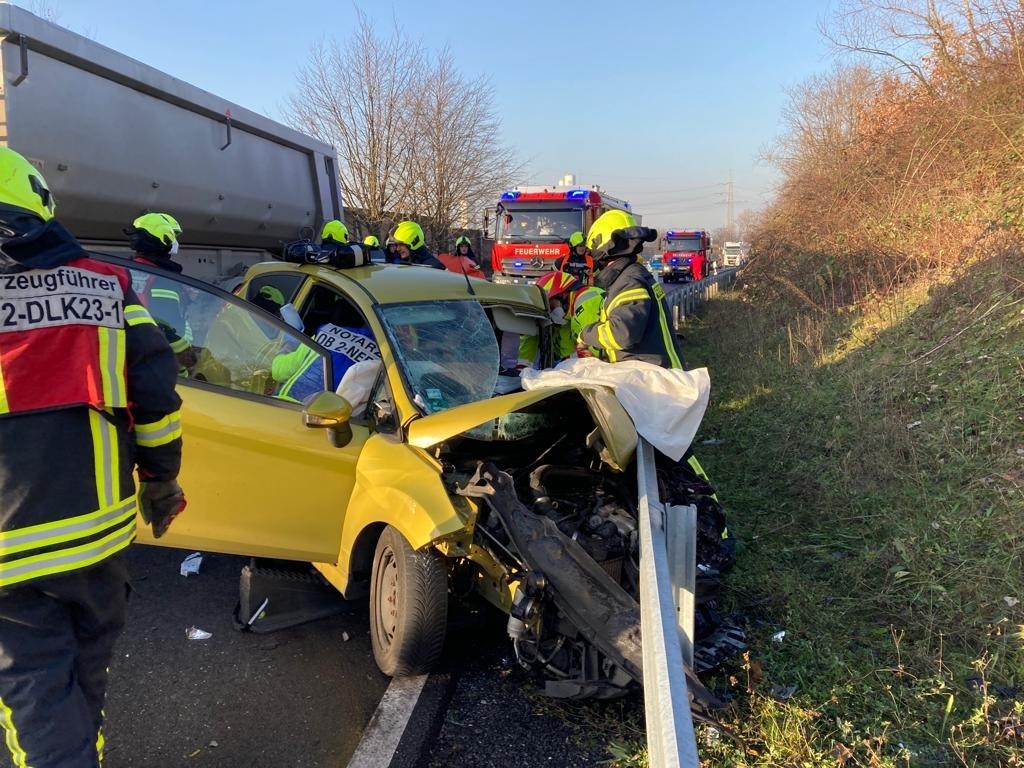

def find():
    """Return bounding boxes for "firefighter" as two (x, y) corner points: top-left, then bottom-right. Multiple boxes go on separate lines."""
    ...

(557, 231), (594, 284)
(390, 220), (444, 269)
(438, 235), (485, 278)
(125, 212), (193, 369)
(577, 210), (685, 369)
(0, 147), (184, 767)
(384, 235), (401, 264)
(362, 235), (380, 249)
(518, 271), (585, 369)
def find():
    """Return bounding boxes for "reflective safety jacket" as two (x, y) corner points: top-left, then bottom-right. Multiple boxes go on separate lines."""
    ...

(0, 224), (182, 590)
(271, 344), (324, 403)
(130, 256), (191, 354)
(557, 250), (594, 285)
(579, 257), (684, 369)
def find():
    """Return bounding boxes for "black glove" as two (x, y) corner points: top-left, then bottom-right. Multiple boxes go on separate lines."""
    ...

(139, 479), (186, 538)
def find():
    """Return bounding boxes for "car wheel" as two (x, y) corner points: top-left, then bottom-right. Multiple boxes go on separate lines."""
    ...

(369, 525), (448, 677)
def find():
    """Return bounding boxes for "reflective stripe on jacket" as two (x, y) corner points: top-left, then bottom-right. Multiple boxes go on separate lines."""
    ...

(579, 258), (684, 369)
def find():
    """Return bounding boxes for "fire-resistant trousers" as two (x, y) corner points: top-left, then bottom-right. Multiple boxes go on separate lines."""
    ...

(0, 554), (128, 768)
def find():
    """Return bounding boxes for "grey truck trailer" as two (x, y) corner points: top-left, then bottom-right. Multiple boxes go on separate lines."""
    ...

(0, 2), (342, 284)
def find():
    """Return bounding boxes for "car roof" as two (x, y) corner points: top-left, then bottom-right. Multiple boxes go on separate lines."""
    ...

(246, 261), (546, 308)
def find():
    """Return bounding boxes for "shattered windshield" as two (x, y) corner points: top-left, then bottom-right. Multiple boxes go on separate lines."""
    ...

(379, 300), (499, 414)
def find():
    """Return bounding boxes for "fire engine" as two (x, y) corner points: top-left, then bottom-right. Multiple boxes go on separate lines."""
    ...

(659, 229), (711, 283)
(489, 185), (635, 284)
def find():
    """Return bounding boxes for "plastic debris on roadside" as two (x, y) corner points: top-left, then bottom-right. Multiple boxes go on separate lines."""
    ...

(186, 626), (212, 641)
(341, 631), (351, 642)
(771, 630), (786, 643)
(180, 552), (203, 577)
(701, 437), (725, 445)
(1005, 596), (1019, 608)
(770, 684), (798, 700)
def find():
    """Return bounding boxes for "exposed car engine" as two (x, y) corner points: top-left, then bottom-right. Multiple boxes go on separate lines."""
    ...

(443, 391), (737, 705)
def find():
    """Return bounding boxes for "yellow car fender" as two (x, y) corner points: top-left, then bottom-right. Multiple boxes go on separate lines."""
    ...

(314, 433), (467, 597)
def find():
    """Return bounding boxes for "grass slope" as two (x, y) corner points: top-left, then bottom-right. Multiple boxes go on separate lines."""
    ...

(686, 252), (1024, 767)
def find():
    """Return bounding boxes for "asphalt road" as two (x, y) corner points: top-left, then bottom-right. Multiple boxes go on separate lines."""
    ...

(102, 546), (390, 768)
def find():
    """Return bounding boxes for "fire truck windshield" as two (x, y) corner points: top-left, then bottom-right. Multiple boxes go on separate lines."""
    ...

(665, 236), (704, 252)
(498, 208), (583, 242)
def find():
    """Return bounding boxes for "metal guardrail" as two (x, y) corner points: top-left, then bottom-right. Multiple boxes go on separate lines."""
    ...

(637, 438), (700, 768)
(664, 267), (739, 330)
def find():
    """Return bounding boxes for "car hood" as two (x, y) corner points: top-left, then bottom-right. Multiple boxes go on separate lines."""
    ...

(405, 385), (638, 472)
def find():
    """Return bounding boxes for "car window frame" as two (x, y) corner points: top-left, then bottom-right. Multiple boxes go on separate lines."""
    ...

(86, 251), (335, 409)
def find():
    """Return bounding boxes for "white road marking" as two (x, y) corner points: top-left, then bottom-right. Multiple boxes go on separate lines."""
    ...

(346, 675), (428, 768)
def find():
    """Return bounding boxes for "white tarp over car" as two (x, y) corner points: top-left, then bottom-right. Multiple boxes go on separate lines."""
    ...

(519, 358), (711, 461)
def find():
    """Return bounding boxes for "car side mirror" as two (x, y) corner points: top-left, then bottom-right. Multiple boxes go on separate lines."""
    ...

(303, 391), (353, 448)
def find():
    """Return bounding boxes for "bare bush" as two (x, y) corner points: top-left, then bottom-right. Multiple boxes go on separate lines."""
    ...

(753, 0), (1024, 305)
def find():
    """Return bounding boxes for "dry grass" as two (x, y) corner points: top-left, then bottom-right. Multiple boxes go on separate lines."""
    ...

(681, 249), (1024, 767)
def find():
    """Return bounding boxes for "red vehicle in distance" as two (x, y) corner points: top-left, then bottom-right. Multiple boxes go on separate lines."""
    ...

(488, 185), (635, 285)
(659, 229), (711, 283)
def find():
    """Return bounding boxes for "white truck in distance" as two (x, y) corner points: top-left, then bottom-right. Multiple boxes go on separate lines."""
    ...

(722, 242), (749, 267)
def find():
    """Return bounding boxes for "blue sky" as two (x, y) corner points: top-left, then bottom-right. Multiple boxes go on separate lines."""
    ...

(33, 0), (837, 232)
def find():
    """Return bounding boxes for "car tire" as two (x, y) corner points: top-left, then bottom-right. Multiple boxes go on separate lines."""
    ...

(369, 525), (448, 677)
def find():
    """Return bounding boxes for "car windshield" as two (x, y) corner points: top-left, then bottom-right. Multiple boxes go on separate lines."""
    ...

(379, 300), (499, 414)
(666, 237), (703, 252)
(498, 208), (583, 242)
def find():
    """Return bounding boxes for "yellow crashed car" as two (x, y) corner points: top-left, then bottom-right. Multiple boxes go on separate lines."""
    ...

(104, 254), (684, 699)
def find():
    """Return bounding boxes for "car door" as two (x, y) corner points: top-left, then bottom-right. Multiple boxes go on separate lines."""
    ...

(122, 259), (366, 562)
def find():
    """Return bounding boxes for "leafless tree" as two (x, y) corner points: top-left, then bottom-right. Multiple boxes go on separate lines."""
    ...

(404, 49), (521, 246)
(286, 13), (423, 237)
(287, 19), (519, 248)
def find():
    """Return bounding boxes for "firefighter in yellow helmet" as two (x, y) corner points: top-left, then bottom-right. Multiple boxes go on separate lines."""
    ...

(577, 210), (684, 369)
(557, 230), (594, 284)
(389, 220), (444, 269)
(125, 212), (193, 370)
(0, 148), (184, 767)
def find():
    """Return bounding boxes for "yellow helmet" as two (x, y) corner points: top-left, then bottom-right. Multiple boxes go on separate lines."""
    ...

(132, 212), (179, 246)
(363, 235), (380, 248)
(392, 220), (425, 250)
(586, 210), (636, 259)
(321, 220), (349, 243)
(570, 286), (605, 337)
(568, 231), (585, 248)
(158, 213), (182, 235)
(455, 235), (471, 248)
(0, 147), (55, 221)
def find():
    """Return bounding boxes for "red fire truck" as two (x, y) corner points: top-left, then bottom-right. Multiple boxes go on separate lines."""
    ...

(659, 229), (711, 282)
(489, 186), (635, 284)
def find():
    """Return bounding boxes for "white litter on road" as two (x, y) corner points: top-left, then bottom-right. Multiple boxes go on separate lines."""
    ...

(771, 631), (786, 643)
(186, 626), (212, 641)
(346, 675), (428, 768)
(180, 552), (203, 577)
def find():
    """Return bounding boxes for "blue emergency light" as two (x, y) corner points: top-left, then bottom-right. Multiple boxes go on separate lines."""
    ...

(513, 260), (524, 268)
(669, 257), (679, 265)
(565, 189), (589, 200)
(501, 191), (521, 201)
